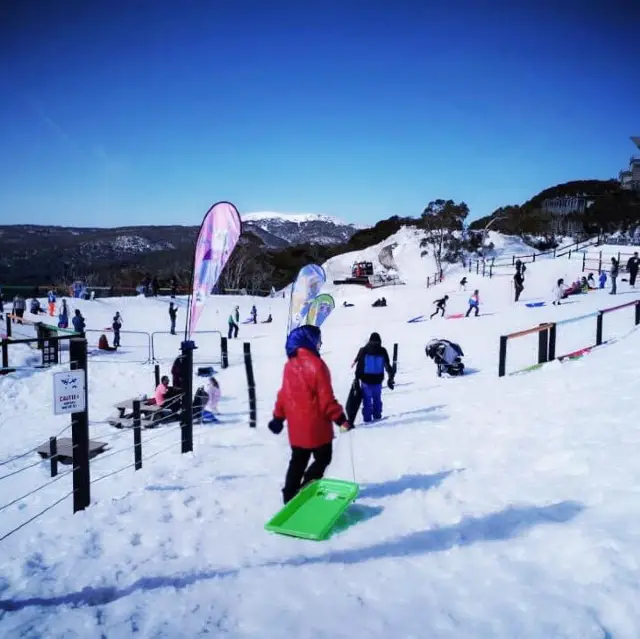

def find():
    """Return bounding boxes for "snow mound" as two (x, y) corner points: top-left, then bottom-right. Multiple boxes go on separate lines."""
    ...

(322, 226), (436, 289)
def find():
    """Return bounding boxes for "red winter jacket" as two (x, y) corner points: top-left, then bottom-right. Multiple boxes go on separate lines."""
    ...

(273, 348), (345, 449)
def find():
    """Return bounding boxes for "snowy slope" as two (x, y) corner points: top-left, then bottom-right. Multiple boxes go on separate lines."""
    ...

(1, 244), (640, 637)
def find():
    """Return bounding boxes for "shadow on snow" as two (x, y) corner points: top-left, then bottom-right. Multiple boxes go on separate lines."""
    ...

(0, 501), (585, 612)
(358, 470), (459, 500)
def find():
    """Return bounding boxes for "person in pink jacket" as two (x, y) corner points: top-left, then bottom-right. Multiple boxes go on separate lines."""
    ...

(154, 375), (182, 413)
(202, 377), (221, 423)
(465, 290), (480, 317)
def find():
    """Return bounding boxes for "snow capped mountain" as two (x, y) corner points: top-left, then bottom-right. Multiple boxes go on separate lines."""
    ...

(241, 211), (361, 247)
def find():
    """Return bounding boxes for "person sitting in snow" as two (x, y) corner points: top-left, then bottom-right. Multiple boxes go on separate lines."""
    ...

(201, 376), (221, 423)
(352, 332), (395, 423)
(587, 273), (596, 289)
(552, 278), (566, 306)
(261, 313), (273, 323)
(268, 325), (351, 504)
(29, 297), (41, 315)
(430, 295), (449, 319)
(465, 290), (480, 317)
(98, 333), (117, 351)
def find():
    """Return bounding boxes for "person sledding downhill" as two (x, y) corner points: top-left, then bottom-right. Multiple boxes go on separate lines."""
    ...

(269, 325), (352, 504)
(352, 332), (395, 423)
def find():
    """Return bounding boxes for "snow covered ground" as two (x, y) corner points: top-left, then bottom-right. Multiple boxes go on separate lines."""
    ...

(1, 237), (640, 638)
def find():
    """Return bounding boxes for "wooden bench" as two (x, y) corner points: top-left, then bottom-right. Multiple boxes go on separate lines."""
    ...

(37, 437), (108, 463)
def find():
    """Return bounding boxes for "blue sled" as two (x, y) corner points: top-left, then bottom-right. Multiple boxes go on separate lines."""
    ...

(525, 302), (545, 308)
(408, 315), (426, 323)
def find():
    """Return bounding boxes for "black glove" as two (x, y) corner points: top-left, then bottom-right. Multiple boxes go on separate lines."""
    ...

(268, 418), (284, 434)
(387, 378), (395, 390)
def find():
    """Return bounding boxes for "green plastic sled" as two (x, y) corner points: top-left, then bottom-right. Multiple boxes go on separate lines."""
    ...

(265, 478), (359, 541)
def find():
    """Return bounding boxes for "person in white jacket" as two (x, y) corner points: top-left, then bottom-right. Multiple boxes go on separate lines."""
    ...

(552, 278), (566, 306)
(202, 377), (221, 423)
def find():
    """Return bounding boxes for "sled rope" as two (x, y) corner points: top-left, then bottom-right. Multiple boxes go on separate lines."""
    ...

(347, 431), (356, 484)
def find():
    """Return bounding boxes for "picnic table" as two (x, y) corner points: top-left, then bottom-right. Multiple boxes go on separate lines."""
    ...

(109, 397), (180, 428)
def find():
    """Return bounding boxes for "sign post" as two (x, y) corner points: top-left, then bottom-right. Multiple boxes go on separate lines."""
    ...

(68, 338), (90, 513)
(53, 370), (86, 415)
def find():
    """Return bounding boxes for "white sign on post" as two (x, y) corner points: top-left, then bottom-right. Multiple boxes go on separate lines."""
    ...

(53, 370), (86, 415)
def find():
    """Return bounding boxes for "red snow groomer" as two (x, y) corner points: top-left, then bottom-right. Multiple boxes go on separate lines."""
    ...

(332, 261), (375, 286)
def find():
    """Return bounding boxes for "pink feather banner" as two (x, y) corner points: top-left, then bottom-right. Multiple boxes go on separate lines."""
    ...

(188, 201), (242, 337)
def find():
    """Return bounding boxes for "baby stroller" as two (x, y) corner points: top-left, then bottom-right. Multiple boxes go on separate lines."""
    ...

(425, 339), (465, 377)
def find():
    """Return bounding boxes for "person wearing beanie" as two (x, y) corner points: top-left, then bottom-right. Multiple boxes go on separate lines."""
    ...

(351, 331), (395, 423)
(269, 325), (351, 504)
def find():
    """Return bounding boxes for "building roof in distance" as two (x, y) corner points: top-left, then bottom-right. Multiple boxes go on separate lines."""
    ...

(632, 136), (640, 149)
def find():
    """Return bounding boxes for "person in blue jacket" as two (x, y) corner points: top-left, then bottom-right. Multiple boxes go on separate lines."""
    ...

(599, 270), (607, 289)
(72, 309), (86, 336)
(352, 332), (395, 423)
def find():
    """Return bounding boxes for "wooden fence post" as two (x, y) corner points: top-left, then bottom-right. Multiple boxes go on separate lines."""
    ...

(70, 338), (90, 513)
(538, 325), (549, 364)
(243, 342), (257, 428)
(180, 341), (194, 453)
(548, 324), (557, 361)
(49, 436), (58, 478)
(596, 312), (603, 346)
(133, 400), (142, 470)
(498, 336), (508, 377)
(221, 336), (229, 369)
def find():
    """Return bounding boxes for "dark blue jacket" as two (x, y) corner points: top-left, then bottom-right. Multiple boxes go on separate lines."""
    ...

(355, 341), (392, 385)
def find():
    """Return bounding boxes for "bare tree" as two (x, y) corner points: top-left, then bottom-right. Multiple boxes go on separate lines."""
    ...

(420, 199), (470, 272)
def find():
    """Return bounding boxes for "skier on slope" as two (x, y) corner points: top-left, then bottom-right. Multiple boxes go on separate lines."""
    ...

(351, 332), (395, 423)
(268, 325), (351, 504)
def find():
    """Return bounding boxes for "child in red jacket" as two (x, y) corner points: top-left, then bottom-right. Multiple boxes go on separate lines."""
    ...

(269, 325), (351, 503)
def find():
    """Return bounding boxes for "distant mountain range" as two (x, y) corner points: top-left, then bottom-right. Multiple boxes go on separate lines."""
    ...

(0, 212), (361, 287)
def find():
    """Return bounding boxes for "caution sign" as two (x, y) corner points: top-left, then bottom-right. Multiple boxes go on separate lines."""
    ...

(53, 370), (86, 415)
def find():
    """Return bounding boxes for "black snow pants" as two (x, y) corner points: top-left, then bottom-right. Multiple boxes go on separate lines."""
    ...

(283, 442), (333, 504)
(228, 322), (238, 339)
(430, 305), (445, 319)
(514, 283), (524, 302)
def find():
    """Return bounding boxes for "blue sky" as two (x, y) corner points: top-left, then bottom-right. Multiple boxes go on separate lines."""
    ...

(0, 0), (638, 228)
